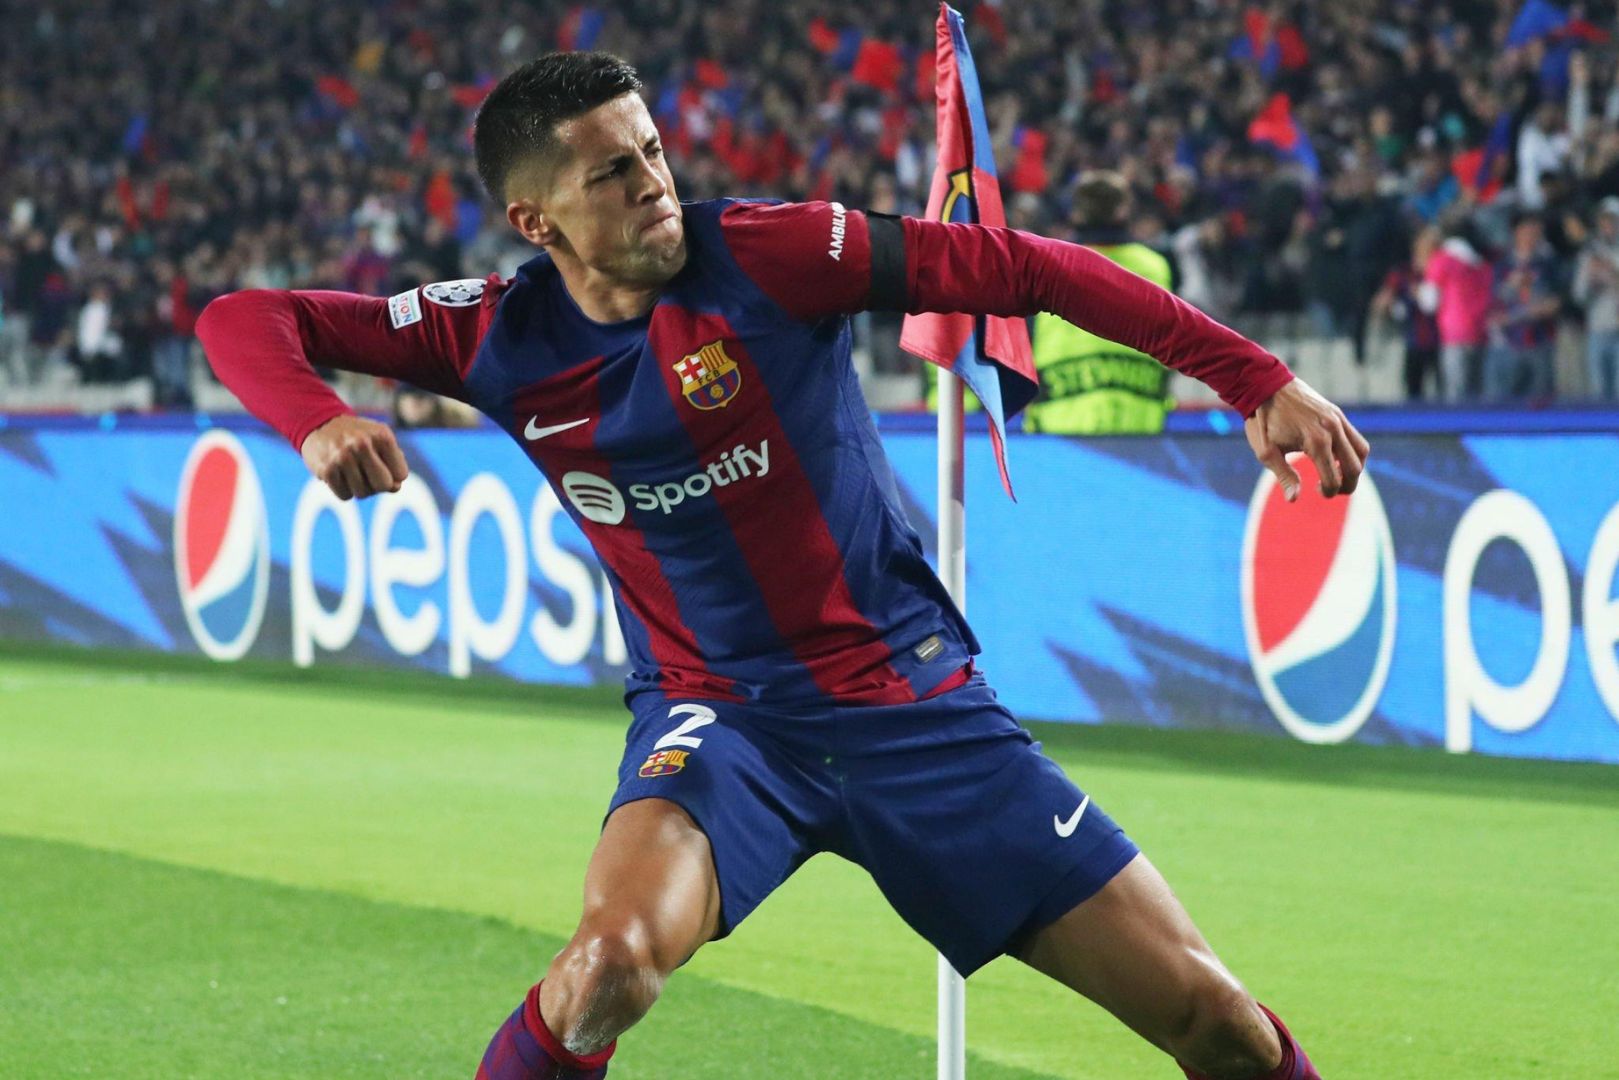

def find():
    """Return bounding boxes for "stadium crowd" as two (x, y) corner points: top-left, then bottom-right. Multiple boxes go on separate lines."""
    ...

(4, 0), (1619, 406)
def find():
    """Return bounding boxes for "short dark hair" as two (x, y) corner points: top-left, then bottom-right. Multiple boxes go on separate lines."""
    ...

(1071, 170), (1130, 228)
(474, 52), (644, 203)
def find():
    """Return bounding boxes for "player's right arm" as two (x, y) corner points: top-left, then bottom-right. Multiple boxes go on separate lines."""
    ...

(196, 282), (495, 499)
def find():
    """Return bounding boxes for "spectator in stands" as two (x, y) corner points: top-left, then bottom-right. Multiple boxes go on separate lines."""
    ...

(1308, 167), (1408, 364)
(1518, 102), (1572, 211)
(151, 260), (195, 408)
(8, 229), (53, 381)
(1171, 214), (1237, 320)
(1486, 213), (1562, 400)
(1372, 226), (1443, 401)
(73, 282), (121, 383)
(1406, 149), (1460, 225)
(1422, 223), (1495, 402)
(4, 0), (1619, 410)
(1574, 197), (1619, 400)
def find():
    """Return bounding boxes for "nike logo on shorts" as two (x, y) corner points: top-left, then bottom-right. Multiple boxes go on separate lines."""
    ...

(1054, 795), (1091, 838)
(525, 417), (590, 441)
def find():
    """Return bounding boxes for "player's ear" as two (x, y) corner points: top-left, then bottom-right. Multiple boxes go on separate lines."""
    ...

(507, 200), (556, 247)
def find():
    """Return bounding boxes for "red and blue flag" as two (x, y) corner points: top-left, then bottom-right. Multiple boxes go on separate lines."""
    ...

(1247, 92), (1319, 180)
(900, 3), (1036, 496)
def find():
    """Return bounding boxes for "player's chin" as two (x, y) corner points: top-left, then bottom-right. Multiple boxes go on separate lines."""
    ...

(625, 234), (687, 284)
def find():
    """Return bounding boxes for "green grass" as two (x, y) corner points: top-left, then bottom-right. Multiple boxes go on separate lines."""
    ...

(1, 642), (1616, 1078)
(0, 837), (1036, 1079)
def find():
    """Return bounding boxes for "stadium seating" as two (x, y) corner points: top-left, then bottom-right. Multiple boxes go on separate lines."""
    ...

(2, 0), (1616, 407)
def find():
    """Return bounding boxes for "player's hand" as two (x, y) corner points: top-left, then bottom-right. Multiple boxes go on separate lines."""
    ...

(300, 415), (408, 500)
(1244, 378), (1370, 502)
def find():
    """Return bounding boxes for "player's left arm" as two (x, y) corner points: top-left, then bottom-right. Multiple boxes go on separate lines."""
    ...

(720, 200), (1367, 501)
(896, 216), (1368, 501)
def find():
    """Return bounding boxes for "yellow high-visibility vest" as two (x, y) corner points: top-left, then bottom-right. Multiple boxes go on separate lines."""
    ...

(1026, 242), (1173, 435)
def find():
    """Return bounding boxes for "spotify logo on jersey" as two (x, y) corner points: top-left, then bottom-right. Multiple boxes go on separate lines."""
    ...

(560, 442), (772, 526)
(562, 472), (627, 525)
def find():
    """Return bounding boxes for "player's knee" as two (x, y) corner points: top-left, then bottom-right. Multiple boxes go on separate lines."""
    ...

(1167, 979), (1279, 1079)
(550, 919), (666, 1031)
(554, 925), (665, 1010)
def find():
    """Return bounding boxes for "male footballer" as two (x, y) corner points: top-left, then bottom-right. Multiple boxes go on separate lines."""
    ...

(199, 52), (1365, 1080)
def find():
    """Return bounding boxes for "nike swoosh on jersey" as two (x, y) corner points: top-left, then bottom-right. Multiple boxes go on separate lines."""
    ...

(1054, 795), (1091, 838)
(524, 417), (591, 441)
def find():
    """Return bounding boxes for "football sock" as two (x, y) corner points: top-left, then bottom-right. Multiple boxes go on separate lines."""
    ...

(1177, 1003), (1319, 1080)
(475, 982), (616, 1080)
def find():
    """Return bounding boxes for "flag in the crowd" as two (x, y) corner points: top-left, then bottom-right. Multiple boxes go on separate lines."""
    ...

(850, 38), (905, 93)
(315, 74), (360, 110)
(1247, 92), (1319, 179)
(1451, 147), (1501, 202)
(1506, 0), (1568, 48)
(1451, 107), (1514, 203)
(1229, 8), (1282, 80)
(451, 77), (494, 109)
(1503, 0), (1608, 94)
(807, 17), (841, 54)
(120, 113), (149, 157)
(900, 3), (1036, 497)
(558, 6), (605, 52)
(1009, 125), (1048, 193)
(1228, 7), (1308, 81)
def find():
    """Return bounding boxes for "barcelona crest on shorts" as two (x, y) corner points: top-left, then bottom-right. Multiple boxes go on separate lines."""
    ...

(639, 749), (690, 778)
(674, 340), (742, 410)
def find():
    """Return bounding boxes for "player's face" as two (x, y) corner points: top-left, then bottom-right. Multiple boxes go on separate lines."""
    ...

(535, 94), (685, 287)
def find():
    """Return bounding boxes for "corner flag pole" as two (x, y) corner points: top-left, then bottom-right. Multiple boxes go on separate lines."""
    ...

(936, 370), (967, 1080)
(902, 9), (1035, 1071)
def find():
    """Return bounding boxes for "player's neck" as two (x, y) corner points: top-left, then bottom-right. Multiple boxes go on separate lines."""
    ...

(554, 258), (663, 325)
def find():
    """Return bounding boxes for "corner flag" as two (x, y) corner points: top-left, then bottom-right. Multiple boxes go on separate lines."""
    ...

(900, 3), (1036, 497)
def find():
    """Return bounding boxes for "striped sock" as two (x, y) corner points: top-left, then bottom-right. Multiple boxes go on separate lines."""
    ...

(475, 982), (616, 1080)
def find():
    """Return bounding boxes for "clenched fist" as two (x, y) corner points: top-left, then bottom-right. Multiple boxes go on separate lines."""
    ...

(301, 415), (409, 500)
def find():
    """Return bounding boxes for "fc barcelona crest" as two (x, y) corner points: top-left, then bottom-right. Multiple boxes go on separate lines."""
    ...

(639, 749), (690, 778)
(674, 340), (743, 410)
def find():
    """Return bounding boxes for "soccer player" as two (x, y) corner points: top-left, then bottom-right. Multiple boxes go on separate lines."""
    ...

(198, 52), (1365, 1080)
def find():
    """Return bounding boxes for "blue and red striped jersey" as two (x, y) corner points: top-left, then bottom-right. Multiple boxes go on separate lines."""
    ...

(474, 199), (973, 705)
(200, 198), (1294, 707)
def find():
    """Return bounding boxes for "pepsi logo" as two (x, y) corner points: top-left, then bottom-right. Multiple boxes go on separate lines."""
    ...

(1241, 458), (1397, 744)
(174, 431), (270, 660)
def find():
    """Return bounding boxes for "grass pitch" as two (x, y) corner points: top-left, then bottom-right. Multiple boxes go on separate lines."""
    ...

(1, 644), (1615, 1078)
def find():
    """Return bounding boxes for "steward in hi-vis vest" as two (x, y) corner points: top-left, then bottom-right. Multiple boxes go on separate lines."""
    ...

(1025, 172), (1175, 434)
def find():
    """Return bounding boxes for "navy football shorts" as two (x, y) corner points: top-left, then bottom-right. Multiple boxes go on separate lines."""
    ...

(605, 672), (1139, 976)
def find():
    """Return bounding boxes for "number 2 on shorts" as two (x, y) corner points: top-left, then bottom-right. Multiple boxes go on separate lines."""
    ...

(654, 703), (717, 750)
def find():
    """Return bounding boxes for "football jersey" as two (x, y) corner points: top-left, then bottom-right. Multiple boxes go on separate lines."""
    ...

(470, 199), (975, 705)
(198, 199), (1294, 708)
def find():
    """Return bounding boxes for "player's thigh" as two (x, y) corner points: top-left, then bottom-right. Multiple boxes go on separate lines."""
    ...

(838, 681), (1138, 977)
(1013, 852), (1248, 1051)
(601, 697), (836, 952)
(578, 797), (722, 973)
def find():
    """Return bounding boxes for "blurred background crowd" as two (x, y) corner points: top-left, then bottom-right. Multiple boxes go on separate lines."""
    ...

(5, 0), (1619, 414)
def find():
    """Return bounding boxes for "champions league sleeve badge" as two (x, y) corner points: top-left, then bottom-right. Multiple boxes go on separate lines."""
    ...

(422, 279), (486, 307)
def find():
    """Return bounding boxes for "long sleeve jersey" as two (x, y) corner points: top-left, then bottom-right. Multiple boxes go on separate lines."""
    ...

(198, 199), (1293, 707)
